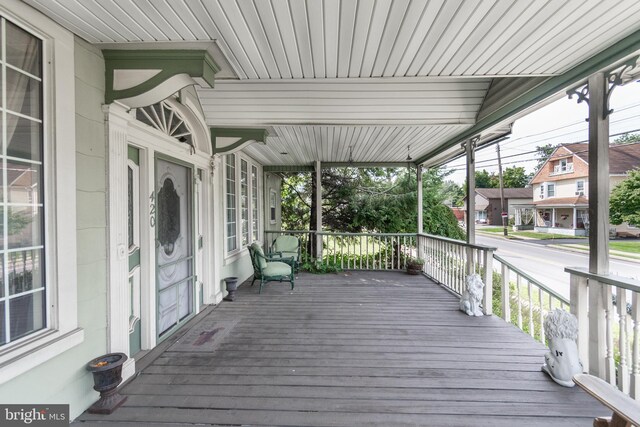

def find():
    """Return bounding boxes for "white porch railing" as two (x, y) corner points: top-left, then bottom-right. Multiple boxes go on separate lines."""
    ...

(317, 232), (417, 270)
(417, 233), (496, 315)
(264, 230), (314, 265)
(566, 267), (640, 398)
(493, 254), (569, 343)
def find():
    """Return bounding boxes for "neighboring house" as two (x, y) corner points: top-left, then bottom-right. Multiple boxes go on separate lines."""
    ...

(463, 188), (533, 225)
(450, 207), (465, 223)
(529, 142), (640, 237)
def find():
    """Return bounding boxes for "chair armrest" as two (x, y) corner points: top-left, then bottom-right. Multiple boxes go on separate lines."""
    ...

(573, 374), (640, 425)
(270, 256), (295, 267)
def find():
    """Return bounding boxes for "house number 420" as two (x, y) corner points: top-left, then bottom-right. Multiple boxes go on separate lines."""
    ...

(149, 191), (156, 227)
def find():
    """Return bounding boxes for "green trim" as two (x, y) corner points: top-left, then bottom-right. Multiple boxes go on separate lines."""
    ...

(103, 50), (220, 104)
(264, 165), (315, 172)
(415, 28), (640, 165)
(128, 146), (140, 165)
(128, 248), (140, 271)
(210, 127), (269, 154)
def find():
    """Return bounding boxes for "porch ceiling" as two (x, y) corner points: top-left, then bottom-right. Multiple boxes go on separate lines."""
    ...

(23, 0), (640, 79)
(22, 0), (640, 166)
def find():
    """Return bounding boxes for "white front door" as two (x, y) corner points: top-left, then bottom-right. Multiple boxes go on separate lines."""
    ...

(155, 157), (194, 337)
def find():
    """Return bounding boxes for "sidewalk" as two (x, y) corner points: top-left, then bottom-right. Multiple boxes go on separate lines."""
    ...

(476, 229), (640, 262)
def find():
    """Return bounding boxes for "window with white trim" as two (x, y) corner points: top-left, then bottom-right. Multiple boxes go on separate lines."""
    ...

(240, 159), (249, 246)
(224, 154), (261, 254)
(225, 154), (237, 252)
(547, 183), (555, 197)
(576, 180), (585, 195)
(1, 17), (45, 347)
(0, 9), (81, 383)
(251, 165), (259, 241)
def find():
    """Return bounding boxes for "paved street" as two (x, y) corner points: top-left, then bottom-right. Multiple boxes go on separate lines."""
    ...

(476, 234), (640, 300)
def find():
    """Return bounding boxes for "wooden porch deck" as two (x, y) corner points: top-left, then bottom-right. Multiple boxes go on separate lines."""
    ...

(77, 272), (607, 426)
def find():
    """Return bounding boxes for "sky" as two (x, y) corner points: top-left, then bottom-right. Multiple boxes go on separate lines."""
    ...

(443, 81), (640, 184)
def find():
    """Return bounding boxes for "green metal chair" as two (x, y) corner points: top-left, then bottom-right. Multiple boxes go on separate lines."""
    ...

(269, 235), (301, 272)
(248, 243), (295, 294)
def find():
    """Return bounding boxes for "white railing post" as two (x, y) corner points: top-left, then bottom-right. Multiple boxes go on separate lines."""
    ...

(482, 248), (494, 315)
(587, 279), (607, 380)
(501, 261), (510, 322)
(570, 273), (589, 371)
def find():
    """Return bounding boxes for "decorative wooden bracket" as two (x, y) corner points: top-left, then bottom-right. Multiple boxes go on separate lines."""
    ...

(103, 50), (220, 107)
(210, 127), (269, 154)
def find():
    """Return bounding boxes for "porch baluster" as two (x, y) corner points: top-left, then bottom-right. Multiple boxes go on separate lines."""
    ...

(618, 287), (629, 393)
(605, 285), (615, 384)
(501, 262), (510, 323)
(632, 292), (640, 399)
(528, 281), (534, 337)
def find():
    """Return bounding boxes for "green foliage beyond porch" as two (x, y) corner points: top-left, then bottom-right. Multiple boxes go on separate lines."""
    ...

(281, 167), (465, 240)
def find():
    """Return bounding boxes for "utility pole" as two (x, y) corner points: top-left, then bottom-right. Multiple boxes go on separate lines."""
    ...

(496, 143), (508, 236)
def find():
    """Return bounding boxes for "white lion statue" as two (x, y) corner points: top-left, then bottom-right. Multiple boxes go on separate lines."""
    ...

(459, 274), (484, 316)
(541, 309), (583, 387)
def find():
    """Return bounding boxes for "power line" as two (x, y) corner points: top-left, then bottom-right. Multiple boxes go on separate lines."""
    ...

(446, 128), (640, 169)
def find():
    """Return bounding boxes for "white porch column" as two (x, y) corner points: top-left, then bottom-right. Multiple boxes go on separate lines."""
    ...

(315, 160), (322, 260)
(465, 140), (476, 245)
(464, 139), (476, 275)
(587, 73), (610, 275)
(572, 207), (577, 230)
(587, 72), (611, 379)
(551, 208), (556, 228)
(104, 103), (136, 380)
(417, 165), (423, 234)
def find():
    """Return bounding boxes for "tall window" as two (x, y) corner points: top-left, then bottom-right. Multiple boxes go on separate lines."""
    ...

(240, 159), (249, 246)
(251, 165), (259, 241)
(225, 155), (237, 252)
(1, 18), (45, 346)
(224, 155), (261, 254)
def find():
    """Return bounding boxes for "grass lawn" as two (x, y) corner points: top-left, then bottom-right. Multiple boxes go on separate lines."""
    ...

(478, 227), (586, 240)
(606, 241), (640, 254)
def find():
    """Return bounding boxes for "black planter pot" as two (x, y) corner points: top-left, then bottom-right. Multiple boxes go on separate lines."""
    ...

(223, 276), (239, 301)
(86, 352), (128, 414)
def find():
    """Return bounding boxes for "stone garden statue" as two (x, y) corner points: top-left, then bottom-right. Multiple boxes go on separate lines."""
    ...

(542, 309), (583, 387)
(459, 274), (484, 316)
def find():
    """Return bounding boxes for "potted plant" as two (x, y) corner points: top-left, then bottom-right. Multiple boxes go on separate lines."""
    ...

(406, 256), (424, 275)
(86, 353), (128, 414)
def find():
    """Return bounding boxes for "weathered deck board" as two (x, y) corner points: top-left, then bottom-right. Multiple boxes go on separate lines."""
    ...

(76, 272), (607, 426)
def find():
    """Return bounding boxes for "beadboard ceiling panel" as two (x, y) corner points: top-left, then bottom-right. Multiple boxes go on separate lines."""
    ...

(242, 124), (472, 166)
(198, 78), (491, 126)
(23, 0), (640, 78)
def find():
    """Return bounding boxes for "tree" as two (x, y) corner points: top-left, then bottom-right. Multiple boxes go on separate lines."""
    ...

(610, 168), (640, 227)
(475, 169), (498, 188)
(535, 144), (555, 171)
(441, 180), (465, 206)
(279, 166), (465, 240)
(502, 166), (532, 188)
(613, 133), (640, 145)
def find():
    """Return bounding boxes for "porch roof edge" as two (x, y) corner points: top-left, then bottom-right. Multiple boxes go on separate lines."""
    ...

(415, 28), (640, 165)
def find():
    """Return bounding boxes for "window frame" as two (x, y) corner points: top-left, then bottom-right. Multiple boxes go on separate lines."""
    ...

(547, 183), (555, 197)
(0, 5), (82, 384)
(223, 153), (262, 257)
